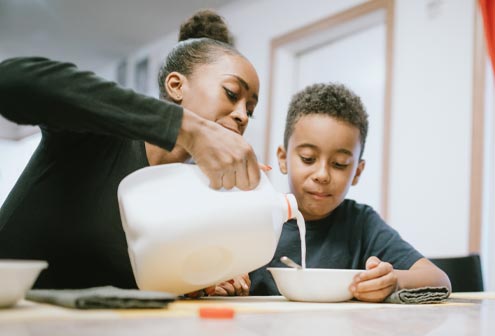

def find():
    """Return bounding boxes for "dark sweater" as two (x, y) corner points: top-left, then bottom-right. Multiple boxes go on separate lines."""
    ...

(0, 57), (183, 289)
(250, 199), (424, 295)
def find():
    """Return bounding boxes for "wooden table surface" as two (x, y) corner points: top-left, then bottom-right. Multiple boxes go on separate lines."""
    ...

(1, 292), (494, 335)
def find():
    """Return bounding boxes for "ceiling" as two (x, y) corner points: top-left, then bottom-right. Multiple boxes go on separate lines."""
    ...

(0, 0), (241, 140)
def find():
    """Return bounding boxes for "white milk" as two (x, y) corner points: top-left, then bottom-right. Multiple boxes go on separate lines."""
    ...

(118, 163), (299, 295)
(295, 211), (306, 269)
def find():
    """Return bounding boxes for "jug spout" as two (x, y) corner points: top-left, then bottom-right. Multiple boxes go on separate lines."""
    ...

(273, 193), (298, 243)
(284, 194), (298, 222)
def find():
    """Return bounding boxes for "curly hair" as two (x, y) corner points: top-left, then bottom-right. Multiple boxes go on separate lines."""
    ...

(283, 83), (369, 158)
(158, 9), (242, 99)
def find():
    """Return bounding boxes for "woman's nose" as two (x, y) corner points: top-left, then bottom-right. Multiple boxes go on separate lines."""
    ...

(231, 103), (249, 127)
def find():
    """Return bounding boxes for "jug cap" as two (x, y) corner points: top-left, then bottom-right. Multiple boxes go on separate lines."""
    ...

(284, 194), (298, 221)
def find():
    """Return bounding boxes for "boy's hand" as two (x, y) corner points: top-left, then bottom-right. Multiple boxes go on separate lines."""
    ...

(209, 274), (251, 296)
(350, 256), (398, 302)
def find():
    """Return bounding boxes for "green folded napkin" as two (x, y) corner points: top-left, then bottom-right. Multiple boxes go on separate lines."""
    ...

(26, 286), (176, 309)
(384, 286), (450, 304)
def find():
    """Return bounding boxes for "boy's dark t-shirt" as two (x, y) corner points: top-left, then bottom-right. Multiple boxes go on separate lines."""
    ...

(250, 199), (424, 295)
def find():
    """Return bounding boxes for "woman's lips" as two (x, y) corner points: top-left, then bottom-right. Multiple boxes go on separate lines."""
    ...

(220, 124), (241, 135)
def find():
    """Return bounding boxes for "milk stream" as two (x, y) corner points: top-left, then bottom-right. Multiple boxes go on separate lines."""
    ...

(295, 211), (306, 269)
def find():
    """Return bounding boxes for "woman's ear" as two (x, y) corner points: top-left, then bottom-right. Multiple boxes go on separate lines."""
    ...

(277, 145), (288, 174)
(351, 159), (366, 186)
(164, 72), (186, 103)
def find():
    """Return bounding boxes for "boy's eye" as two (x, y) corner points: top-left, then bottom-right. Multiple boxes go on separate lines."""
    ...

(300, 156), (315, 164)
(224, 87), (238, 101)
(333, 162), (349, 170)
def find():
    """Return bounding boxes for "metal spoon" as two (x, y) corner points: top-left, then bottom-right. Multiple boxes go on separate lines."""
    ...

(280, 256), (302, 270)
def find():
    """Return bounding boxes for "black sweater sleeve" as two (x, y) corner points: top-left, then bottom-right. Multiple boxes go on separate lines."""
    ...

(0, 57), (183, 151)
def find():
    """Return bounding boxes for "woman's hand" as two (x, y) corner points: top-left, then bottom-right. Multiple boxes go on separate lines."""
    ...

(176, 109), (260, 191)
(209, 274), (251, 296)
(350, 256), (398, 303)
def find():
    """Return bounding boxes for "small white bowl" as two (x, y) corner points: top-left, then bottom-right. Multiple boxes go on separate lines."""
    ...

(0, 260), (48, 308)
(268, 267), (362, 302)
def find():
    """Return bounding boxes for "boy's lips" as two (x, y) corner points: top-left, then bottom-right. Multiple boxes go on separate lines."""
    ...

(306, 191), (332, 199)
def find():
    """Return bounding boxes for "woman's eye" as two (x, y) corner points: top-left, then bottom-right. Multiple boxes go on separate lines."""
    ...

(224, 87), (238, 101)
(300, 156), (315, 164)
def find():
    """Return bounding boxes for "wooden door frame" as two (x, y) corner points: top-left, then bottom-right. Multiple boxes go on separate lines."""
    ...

(469, 4), (488, 253)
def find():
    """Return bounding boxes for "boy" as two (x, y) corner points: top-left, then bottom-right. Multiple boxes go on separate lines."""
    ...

(249, 83), (450, 302)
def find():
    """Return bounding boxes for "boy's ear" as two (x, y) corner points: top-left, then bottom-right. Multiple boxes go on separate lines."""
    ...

(351, 159), (366, 186)
(277, 145), (288, 174)
(164, 71), (186, 103)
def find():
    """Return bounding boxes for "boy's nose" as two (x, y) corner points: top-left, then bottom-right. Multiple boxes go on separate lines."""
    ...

(312, 164), (330, 184)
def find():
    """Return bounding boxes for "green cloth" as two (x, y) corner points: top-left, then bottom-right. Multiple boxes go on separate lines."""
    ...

(26, 286), (176, 309)
(384, 286), (450, 304)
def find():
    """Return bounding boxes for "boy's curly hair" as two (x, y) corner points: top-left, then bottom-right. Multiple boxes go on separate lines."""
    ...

(283, 83), (369, 159)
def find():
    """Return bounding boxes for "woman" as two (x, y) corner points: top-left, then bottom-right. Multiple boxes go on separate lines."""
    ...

(0, 10), (259, 293)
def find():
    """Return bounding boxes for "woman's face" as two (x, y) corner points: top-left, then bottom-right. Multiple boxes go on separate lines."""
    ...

(177, 54), (260, 135)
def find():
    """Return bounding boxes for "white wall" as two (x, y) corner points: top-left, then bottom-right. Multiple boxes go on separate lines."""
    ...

(388, 0), (475, 257)
(0, 133), (41, 205)
(1, 0), (490, 287)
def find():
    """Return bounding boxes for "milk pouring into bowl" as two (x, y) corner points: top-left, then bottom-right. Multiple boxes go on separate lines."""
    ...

(118, 163), (304, 295)
(296, 211), (306, 269)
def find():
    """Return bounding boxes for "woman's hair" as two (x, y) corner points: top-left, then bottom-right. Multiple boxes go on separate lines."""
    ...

(158, 9), (241, 99)
(284, 83), (369, 159)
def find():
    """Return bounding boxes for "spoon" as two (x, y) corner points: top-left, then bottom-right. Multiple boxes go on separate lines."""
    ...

(280, 256), (302, 270)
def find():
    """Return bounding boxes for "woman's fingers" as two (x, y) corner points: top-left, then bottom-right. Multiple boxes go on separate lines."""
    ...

(179, 113), (261, 191)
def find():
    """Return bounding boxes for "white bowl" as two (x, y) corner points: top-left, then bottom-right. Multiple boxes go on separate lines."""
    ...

(0, 260), (48, 308)
(268, 267), (362, 302)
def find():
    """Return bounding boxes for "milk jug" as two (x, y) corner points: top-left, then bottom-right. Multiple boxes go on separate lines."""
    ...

(117, 163), (298, 295)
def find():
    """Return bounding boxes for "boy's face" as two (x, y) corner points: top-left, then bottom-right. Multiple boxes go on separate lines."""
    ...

(277, 114), (365, 221)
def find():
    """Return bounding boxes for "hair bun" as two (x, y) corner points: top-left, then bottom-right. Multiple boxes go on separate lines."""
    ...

(179, 9), (233, 45)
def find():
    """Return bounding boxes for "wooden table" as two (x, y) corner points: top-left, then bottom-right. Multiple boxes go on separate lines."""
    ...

(1, 292), (494, 335)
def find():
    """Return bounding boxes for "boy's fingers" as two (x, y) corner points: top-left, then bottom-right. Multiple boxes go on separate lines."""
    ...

(213, 286), (229, 296)
(242, 273), (251, 287)
(240, 277), (249, 291)
(185, 290), (203, 298)
(220, 282), (236, 296)
(204, 286), (216, 296)
(357, 262), (393, 282)
(258, 163), (272, 172)
(231, 279), (243, 294)
(353, 271), (396, 293)
(353, 284), (395, 303)
(366, 256), (381, 269)
(238, 278), (249, 295)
